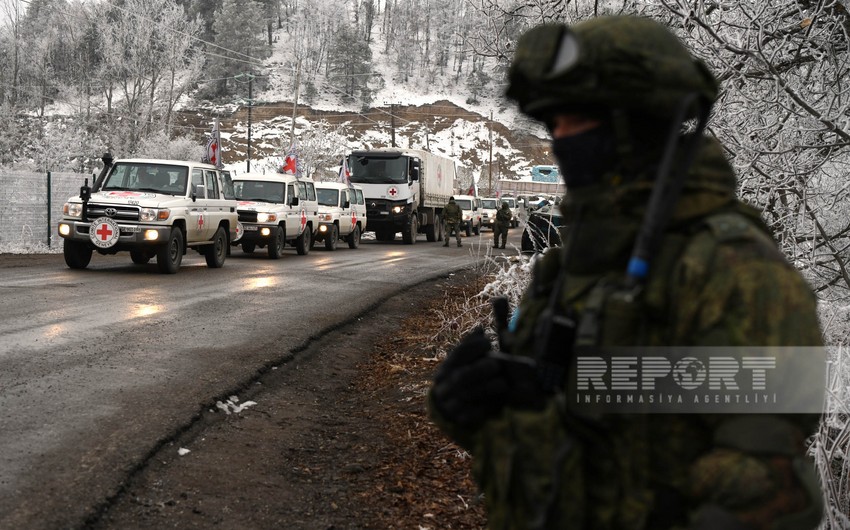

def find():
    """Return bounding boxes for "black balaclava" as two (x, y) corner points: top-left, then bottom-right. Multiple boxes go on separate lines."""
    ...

(550, 120), (618, 189)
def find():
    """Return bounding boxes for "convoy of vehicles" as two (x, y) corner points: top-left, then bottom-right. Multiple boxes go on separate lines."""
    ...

(450, 194), (482, 236)
(57, 158), (239, 274)
(57, 150), (547, 272)
(313, 182), (367, 250)
(347, 148), (455, 244)
(230, 173), (319, 258)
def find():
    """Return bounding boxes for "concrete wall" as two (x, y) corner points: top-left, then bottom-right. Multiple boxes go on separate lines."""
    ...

(0, 171), (88, 250)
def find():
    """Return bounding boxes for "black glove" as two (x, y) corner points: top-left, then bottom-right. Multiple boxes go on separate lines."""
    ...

(432, 328), (544, 427)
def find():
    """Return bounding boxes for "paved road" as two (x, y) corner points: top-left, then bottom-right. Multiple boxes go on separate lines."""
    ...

(0, 230), (520, 528)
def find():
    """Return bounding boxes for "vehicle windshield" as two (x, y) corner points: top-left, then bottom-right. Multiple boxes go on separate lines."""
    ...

(316, 188), (339, 207)
(102, 163), (189, 196)
(233, 180), (285, 203)
(455, 199), (472, 210)
(503, 198), (515, 208)
(349, 155), (408, 184)
(480, 199), (497, 209)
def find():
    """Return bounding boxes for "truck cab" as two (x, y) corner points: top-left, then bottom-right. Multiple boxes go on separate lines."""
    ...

(451, 194), (481, 236)
(313, 182), (367, 250)
(231, 173), (319, 258)
(57, 158), (238, 274)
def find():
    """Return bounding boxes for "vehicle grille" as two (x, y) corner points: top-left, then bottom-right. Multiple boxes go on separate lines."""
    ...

(86, 203), (140, 222)
(238, 210), (258, 222)
(366, 200), (389, 217)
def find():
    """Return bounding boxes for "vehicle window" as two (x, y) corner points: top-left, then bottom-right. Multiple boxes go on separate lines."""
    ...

(297, 181), (307, 200)
(349, 155), (408, 184)
(287, 184), (295, 204)
(455, 199), (472, 210)
(481, 199), (497, 209)
(341, 190), (349, 207)
(205, 170), (220, 199)
(191, 169), (205, 198)
(235, 181), (285, 202)
(305, 182), (316, 201)
(220, 171), (236, 200)
(316, 188), (339, 207)
(355, 190), (364, 204)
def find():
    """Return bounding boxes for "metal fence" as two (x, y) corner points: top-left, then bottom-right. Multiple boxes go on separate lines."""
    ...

(0, 171), (89, 250)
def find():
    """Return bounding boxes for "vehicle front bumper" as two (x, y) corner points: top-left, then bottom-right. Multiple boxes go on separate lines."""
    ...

(58, 219), (170, 247)
(314, 221), (336, 241)
(236, 223), (280, 243)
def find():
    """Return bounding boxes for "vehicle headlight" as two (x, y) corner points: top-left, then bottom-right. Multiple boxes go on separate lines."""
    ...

(63, 202), (83, 218)
(140, 208), (170, 222)
(319, 225), (328, 233)
(257, 213), (277, 223)
(392, 206), (403, 214)
(320, 214), (333, 221)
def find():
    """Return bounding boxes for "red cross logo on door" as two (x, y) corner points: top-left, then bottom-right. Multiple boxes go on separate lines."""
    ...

(96, 223), (113, 241)
(198, 213), (205, 231)
(350, 209), (357, 230)
(300, 208), (307, 233)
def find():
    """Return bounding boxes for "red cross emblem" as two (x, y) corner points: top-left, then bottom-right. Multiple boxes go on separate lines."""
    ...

(198, 213), (205, 231)
(96, 223), (113, 241)
(300, 208), (307, 233)
(387, 186), (398, 198)
(350, 209), (357, 230)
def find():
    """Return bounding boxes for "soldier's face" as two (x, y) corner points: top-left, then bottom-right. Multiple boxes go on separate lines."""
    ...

(550, 114), (601, 139)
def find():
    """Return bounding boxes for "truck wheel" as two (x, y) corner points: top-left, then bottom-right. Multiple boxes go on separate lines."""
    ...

(436, 216), (444, 241)
(204, 227), (227, 268)
(295, 227), (311, 255)
(242, 242), (255, 254)
(402, 216), (418, 244)
(130, 249), (151, 264)
(63, 240), (92, 269)
(465, 223), (472, 237)
(425, 219), (437, 242)
(268, 229), (284, 259)
(324, 225), (338, 251)
(157, 228), (184, 274)
(347, 225), (361, 249)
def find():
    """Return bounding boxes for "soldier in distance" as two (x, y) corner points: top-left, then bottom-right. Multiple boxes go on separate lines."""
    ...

(443, 196), (463, 247)
(429, 15), (824, 530)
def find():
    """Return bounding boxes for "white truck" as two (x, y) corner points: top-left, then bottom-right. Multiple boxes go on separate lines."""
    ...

(347, 148), (456, 244)
(313, 182), (367, 250)
(231, 173), (320, 258)
(57, 158), (238, 274)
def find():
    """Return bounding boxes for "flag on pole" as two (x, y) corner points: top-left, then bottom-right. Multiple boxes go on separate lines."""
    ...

(339, 156), (351, 186)
(280, 142), (302, 177)
(202, 118), (223, 169)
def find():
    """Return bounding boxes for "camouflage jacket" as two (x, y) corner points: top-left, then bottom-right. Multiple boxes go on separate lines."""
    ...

(496, 206), (513, 228)
(444, 201), (462, 224)
(429, 137), (824, 530)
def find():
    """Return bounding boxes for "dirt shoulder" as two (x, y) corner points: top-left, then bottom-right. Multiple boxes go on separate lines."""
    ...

(88, 268), (487, 529)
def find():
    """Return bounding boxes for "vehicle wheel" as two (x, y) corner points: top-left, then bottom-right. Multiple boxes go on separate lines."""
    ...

(436, 216), (443, 241)
(402, 216), (418, 244)
(425, 219), (437, 242)
(465, 223), (472, 237)
(204, 226), (227, 268)
(130, 249), (151, 264)
(268, 228), (284, 259)
(473, 223), (480, 235)
(157, 227), (184, 274)
(242, 242), (255, 254)
(324, 225), (339, 251)
(347, 224), (361, 249)
(295, 226), (311, 255)
(63, 240), (92, 269)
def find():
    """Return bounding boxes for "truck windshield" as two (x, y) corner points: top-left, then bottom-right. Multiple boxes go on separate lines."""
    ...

(480, 199), (497, 209)
(455, 199), (472, 210)
(349, 155), (408, 184)
(102, 163), (189, 196)
(503, 198), (516, 208)
(316, 188), (339, 207)
(233, 180), (285, 203)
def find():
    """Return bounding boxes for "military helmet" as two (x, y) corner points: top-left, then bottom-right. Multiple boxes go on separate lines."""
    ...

(506, 16), (718, 121)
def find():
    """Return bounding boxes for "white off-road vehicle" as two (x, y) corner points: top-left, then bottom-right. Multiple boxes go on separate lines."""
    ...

(58, 158), (238, 274)
(451, 194), (482, 236)
(313, 182), (368, 250)
(478, 197), (500, 231)
(231, 173), (319, 258)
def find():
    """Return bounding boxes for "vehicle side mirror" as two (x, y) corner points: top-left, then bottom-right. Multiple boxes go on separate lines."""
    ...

(343, 200), (350, 209)
(192, 184), (205, 202)
(410, 168), (419, 181)
(290, 196), (300, 207)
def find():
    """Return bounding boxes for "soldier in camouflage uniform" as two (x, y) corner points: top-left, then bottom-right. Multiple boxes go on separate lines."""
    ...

(443, 196), (463, 247)
(429, 16), (824, 530)
(494, 202), (513, 249)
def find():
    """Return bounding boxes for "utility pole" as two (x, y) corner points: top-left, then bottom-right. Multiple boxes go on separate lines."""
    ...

(488, 111), (493, 196)
(290, 58), (301, 146)
(384, 101), (400, 147)
(247, 74), (253, 172)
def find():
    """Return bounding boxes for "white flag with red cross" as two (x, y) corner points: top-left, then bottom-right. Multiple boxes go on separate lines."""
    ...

(203, 119), (223, 169)
(339, 156), (351, 186)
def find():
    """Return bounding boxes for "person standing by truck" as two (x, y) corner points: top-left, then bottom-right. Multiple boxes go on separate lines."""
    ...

(442, 197), (462, 247)
(493, 202), (513, 249)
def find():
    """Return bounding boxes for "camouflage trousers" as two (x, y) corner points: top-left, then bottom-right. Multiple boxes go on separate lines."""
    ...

(444, 222), (462, 246)
(494, 224), (509, 247)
